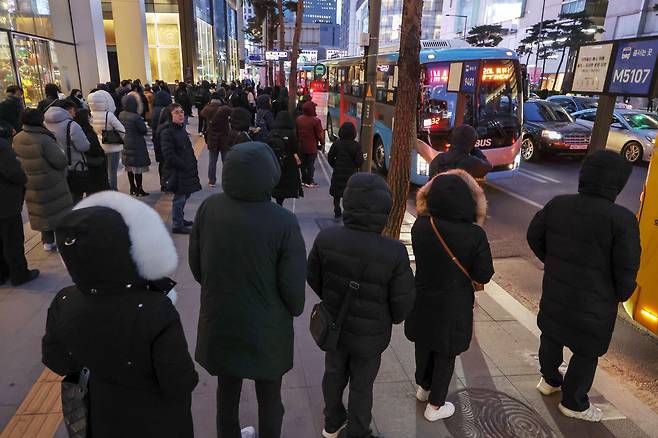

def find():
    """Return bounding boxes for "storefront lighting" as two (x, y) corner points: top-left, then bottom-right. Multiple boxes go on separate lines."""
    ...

(641, 308), (658, 322)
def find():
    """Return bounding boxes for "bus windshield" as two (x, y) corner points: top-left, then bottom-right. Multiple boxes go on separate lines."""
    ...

(477, 60), (521, 147)
(421, 59), (521, 150)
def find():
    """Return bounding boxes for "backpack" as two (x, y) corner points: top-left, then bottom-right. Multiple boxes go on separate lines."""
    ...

(267, 131), (288, 168)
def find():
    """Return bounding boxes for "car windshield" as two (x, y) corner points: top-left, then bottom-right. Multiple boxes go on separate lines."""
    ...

(524, 102), (574, 123)
(621, 113), (658, 130)
(577, 98), (598, 109)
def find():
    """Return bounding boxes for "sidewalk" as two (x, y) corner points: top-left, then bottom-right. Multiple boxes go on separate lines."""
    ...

(0, 122), (657, 437)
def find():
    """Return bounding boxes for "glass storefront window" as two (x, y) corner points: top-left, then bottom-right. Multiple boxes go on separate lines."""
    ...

(0, 32), (17, 98)
(13, 34), (46, 106)
(195, 17), (215, 82)
(0, 0), (74, 43)
(146, 12), (183, 83)
(49, 41), (80, 94)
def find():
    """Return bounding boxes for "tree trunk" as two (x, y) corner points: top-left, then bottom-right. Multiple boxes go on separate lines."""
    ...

(288, 0), (304, 110)
(278, 0), (286, 87)
(267, 11), (276, 87)
(382, 0), (423, 239)
(552, 45), (567, 91)
(540, 49), (548, 90)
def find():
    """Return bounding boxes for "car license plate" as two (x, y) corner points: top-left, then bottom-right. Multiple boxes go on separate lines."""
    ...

(569, 144), (588, 150)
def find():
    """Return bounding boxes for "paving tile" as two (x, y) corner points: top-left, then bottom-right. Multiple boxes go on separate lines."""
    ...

(475, 291), (515, 321)
(472, 322), (539, 376)
(456, 338), (505, 380)
(374, 346), (408, 383)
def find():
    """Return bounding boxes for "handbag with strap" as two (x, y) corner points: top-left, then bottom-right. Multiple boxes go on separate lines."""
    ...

(101, 112), (123, 145)
(430, 217), (484, 292)
(61, 367), (90, 438)
(66, 121), (90, 194)
(310, 260), (368, 351)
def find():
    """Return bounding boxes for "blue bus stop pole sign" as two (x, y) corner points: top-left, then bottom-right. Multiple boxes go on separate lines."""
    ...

(608, 39), (658, 95)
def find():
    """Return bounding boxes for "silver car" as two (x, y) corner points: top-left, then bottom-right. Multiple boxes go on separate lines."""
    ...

(571, 109), (657, 164)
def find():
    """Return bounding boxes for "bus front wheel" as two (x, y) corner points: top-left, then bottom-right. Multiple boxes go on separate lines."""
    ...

(373, 137), (386, 173)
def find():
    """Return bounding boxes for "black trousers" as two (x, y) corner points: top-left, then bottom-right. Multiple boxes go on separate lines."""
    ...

(539, 333), (598, 412)
(333, 196), (342, 215)
(322, 350), (381, 438)
(301, 153), (317, 184)
(414, 345), (455, 407)
(0, 214), (29, 284)
(216, 374), (284, 438)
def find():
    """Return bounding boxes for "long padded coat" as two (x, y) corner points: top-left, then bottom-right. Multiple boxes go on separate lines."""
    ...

(527, 150), (641, 357)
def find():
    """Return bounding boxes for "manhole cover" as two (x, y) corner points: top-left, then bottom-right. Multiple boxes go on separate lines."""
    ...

(445, 388), (556, 438)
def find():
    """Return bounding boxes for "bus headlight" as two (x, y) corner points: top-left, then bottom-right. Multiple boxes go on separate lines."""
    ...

(542, 130), (562, 140)
(417, 155), (429, 176)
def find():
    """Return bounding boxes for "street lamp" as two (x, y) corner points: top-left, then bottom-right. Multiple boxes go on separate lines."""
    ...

(445, 14), (468, 40)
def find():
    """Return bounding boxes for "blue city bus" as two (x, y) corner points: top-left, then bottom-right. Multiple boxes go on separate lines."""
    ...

(323, 42), (524, 185)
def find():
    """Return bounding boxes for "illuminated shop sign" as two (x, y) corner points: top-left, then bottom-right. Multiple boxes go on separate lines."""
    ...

(482, 65), (512, 81)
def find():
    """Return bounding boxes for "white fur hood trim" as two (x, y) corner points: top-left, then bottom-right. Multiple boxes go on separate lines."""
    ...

(74, 191), (178, 280)
(416, 169), (488, 226)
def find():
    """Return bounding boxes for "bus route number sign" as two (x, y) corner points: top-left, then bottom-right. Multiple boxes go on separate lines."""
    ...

(608, 39), (658, 96)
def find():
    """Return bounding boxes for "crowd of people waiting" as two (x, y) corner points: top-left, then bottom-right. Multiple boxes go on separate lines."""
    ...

(0, 76), (642, 438)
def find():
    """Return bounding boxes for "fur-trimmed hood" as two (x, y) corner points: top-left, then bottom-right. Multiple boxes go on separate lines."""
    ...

(416, 169), (487, 226)
(121, 91), (144, 115)
(55, 192), (178, 298)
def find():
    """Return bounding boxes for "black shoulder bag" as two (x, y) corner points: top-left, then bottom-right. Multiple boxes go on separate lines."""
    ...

(101, 112), (123, 144)
(310, 260), (368, 351)
(61, 367), (90, 438)
(66, 121), (90, 194)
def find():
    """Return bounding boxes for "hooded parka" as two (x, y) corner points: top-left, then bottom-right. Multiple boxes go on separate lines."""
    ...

(119, 94), (151, 168)
(190, 142), (306, 380)
(87, 90), (126, 154)
(429, 125), (492, 179)
(328, 122), (364, 198)
(405, 170), (494, 356)
(160, 122), (202, 196)
(199, 97), (231, 154)
(226, 107), (254, 149)
(255, 94), (275, 140)
(307, 173), (416, 357)
(527, 150), (641, 357)
(12, 125), (72, 231)
(296, 101), (325, 154)
(42, 192), (198, 438)
(268, 111), (303, 200)
(44, 106), (90, 170)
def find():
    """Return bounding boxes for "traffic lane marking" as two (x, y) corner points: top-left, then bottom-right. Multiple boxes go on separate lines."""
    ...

(518, 170), (549, 184)
(484, 181), (545, 210)
(519, 168), (562, 183)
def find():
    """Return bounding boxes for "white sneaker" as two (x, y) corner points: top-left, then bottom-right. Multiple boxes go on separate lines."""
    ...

(558, 403), (603, 422)
(424, 401), (455, 421)
(416, 386), (430, 402)
(321, 422), (346, 438)
(241, 426), (256, 438)
(43, 243), (57, 252)
(537, 377), (561, 396)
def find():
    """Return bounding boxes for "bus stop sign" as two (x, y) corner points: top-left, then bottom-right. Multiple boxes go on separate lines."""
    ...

(608, 39), (658, 95)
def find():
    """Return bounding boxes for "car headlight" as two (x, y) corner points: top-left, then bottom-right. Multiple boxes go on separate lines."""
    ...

(646, 135), (655, 144)
(542, 130), (562, 140)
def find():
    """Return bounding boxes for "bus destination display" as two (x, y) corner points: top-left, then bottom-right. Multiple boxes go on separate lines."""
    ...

(481, 65), (512, 82)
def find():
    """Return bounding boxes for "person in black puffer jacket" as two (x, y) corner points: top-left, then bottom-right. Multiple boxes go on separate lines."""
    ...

(227, 107), (254, 149)
(405, 169), (494, 422)
(151, 90), (173, 190)
(527, 150), (640, 422)
(307, 173), (415, 438)
(43, 191), (198, 438)
(73, 109), (110, 195)
(119, 93), (150, 196)
(255, 94), (274, 141)
(160, 103), (201, 234)
(267, 111), (303, 206)
(328, 122), (364, 218)
(428, 124), (492, 179)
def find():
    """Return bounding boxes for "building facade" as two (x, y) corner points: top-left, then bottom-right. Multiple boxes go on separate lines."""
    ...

(346, 0), (444, 55)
